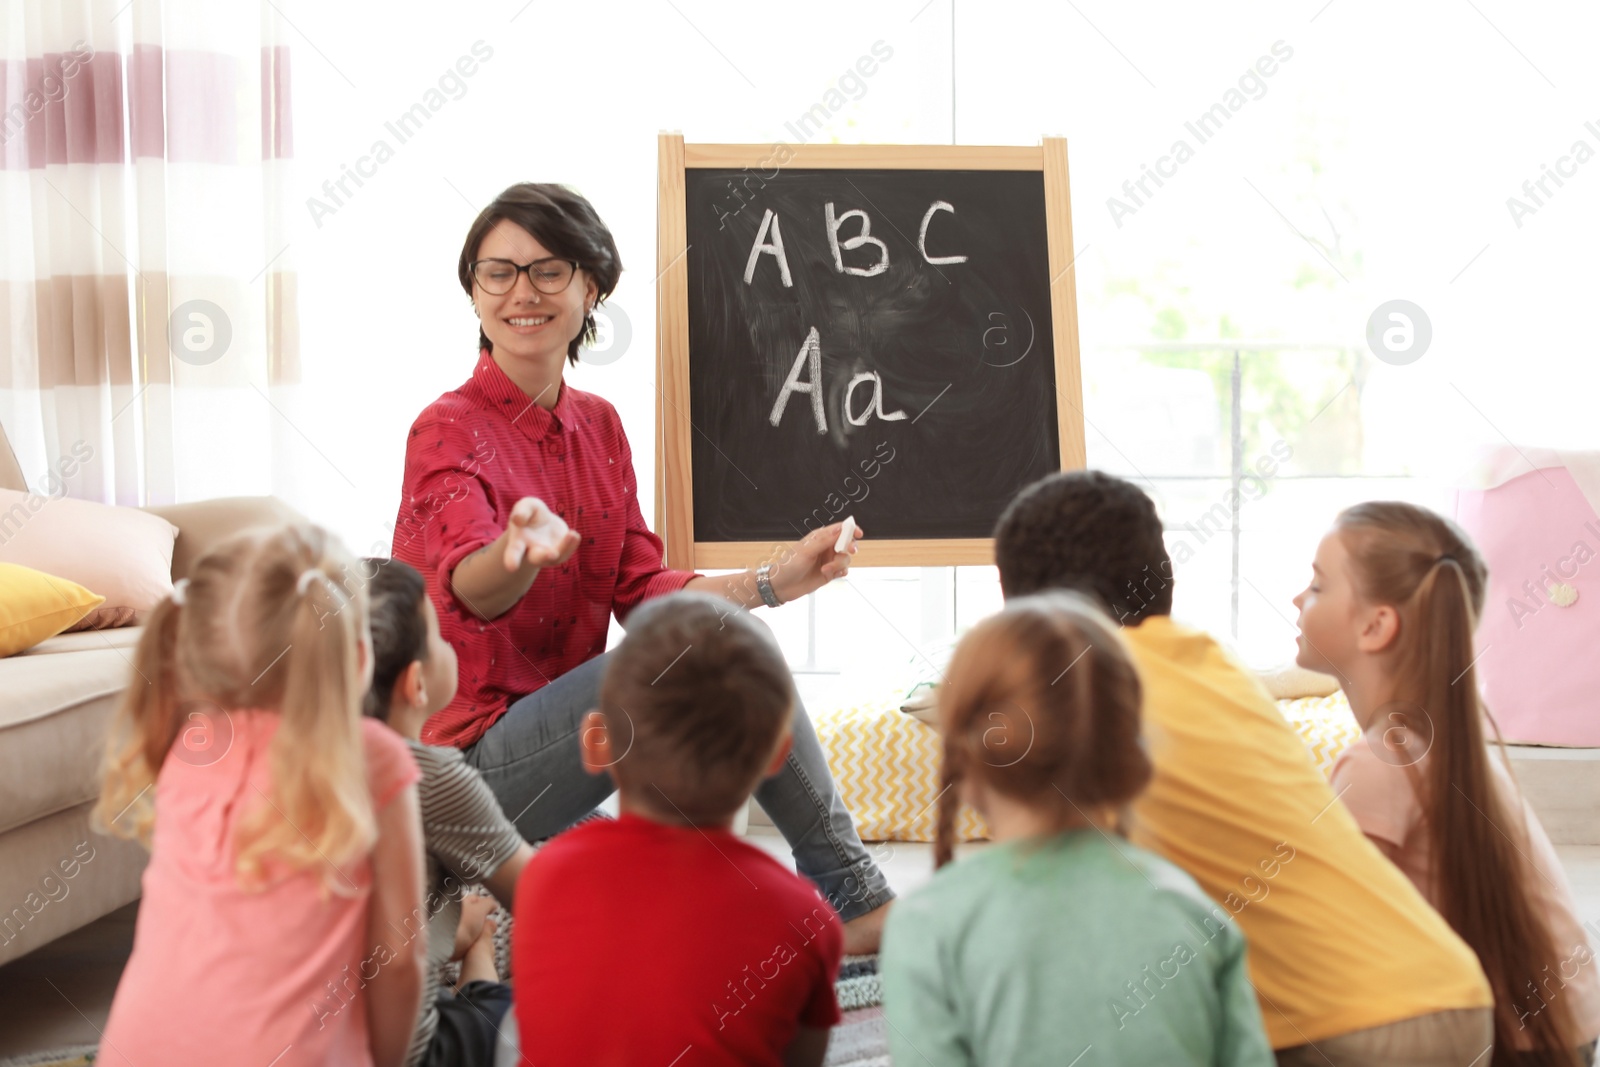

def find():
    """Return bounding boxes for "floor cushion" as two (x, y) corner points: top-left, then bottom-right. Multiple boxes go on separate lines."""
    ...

(814, 691), (1361, 842)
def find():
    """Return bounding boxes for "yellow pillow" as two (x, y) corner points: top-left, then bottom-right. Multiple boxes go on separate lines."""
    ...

(0, 562), (106, 656)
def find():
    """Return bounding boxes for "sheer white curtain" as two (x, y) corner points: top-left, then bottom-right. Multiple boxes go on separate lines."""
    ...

(0, 0), (295, 506)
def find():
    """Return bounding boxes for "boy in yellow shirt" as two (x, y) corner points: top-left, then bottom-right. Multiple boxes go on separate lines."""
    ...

(993, 471), (1493, 1065)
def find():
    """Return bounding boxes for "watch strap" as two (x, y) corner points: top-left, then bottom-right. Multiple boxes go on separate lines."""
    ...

(755, 563), (783, 608)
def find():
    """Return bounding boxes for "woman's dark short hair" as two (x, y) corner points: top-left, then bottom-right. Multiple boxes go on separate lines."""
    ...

(993, 471), (1174, 625)
(457, 182), (623, 366)
(361, 557), (429, 720)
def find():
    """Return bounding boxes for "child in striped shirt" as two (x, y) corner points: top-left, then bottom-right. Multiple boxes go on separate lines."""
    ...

(364, 557), (534, 1067)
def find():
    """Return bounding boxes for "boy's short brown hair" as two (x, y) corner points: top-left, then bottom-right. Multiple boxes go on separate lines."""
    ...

(599, 592), (794, 824)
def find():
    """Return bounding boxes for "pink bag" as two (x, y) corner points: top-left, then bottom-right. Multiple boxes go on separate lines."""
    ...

(1451, 450), (1600, 746)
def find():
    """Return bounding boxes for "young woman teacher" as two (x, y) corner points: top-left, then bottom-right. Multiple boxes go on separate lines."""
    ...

(392, 183), (893, 950)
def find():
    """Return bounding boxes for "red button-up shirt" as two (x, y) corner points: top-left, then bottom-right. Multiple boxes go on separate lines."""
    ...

(392, 349), (698, 749)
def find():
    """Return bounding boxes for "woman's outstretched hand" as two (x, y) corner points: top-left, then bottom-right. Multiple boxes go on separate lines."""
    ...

(504, 496), (581, 572)
(771, 520), (861, 603)
(450, 496), (581, 621)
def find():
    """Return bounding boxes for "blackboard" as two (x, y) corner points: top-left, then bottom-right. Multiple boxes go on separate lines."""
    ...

(657, 140), (1085, 568)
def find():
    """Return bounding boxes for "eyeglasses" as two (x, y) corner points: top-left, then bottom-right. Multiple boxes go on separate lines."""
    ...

(470, 257), (580, 296)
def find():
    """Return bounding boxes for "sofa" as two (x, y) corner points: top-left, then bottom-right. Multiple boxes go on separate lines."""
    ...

(0, 423), (303, 966)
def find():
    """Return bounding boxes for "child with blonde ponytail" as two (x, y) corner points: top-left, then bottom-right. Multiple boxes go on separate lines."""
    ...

(1295, 501), (1600, 1067)
(94, 522), (426, 1067)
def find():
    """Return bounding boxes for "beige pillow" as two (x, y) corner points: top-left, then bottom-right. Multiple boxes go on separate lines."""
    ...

(1256, 662), (1341, 699)
(0, 489), (178, 630)
(900, 686), (939, 728)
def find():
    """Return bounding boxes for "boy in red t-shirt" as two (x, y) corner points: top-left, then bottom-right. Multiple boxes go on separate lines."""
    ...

(512, 592), (844, 1067)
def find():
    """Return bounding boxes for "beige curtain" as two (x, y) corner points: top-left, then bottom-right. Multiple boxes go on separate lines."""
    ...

(0, 0), (296, 506)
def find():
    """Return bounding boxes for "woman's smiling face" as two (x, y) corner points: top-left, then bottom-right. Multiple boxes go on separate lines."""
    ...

(471, 218), (597, 370)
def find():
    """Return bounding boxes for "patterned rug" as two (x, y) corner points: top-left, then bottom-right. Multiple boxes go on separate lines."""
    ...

(0, 956), (886, 1067)
(0, 1049), (94, 1067)
(824, 1006), (889, 1067)
(825, 955), (887, 1066)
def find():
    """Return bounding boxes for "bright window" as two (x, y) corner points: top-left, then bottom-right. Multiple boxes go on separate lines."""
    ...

(275, 1), (1599, 696)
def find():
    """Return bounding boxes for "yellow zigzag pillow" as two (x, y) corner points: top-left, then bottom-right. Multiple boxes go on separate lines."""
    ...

(814, 692), (1360, 844)
(813, 697), (989, 844)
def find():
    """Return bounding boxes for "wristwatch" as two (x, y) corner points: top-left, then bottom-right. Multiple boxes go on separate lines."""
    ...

(755, 563), (783, 608)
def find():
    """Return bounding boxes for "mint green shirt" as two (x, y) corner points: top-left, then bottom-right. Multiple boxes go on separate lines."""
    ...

(881, 829), (1274, 1067)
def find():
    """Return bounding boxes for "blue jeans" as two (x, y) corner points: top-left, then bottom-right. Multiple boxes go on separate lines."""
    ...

(461, 651), (894, 922)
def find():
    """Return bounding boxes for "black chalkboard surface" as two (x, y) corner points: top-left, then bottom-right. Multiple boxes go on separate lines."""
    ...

(657, 139), (1084, 568)
(685, 167), (1058, 544)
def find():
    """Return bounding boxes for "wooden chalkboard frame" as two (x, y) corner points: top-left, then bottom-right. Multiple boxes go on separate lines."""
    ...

(655, 135), (1086, 569)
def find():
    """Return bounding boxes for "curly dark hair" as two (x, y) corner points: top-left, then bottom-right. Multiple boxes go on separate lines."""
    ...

(457, 182), (623, 365)
(993, 471), (1173, 625)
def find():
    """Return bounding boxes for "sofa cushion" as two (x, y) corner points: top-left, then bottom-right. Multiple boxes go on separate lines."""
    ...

(0, 562), (105, 656)
(144, 496), (308, 582)
(16, 626), (144, 658)
(0, 488), (178, 631)
(0, 800), (149, 967)
(0, 631), (143, 835)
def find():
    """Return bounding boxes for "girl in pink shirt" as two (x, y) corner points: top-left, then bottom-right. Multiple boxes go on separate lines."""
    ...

(1294, 501), (1599, 1067)
(93, 523), (426, 1067)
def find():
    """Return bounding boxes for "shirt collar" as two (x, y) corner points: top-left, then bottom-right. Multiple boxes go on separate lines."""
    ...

(469, 347), (571, 440)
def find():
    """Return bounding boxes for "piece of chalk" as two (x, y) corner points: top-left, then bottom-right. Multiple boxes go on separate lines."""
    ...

(525, 510), (571, 552)
(835, 515), (857, 554)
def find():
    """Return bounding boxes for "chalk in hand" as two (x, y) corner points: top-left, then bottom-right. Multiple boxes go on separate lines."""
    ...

(508, 500), (572, 568)
(523, 509), (571, 552)
(835, 515), (858, 554)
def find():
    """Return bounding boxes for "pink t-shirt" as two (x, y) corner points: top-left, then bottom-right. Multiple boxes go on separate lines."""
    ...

(1333, 727), (1600, 1046)
(99, 710), (419, 1067)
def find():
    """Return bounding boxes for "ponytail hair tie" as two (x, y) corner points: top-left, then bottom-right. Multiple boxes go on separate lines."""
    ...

(296, 568), (325, 596)
(171, 578), (189, 606)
